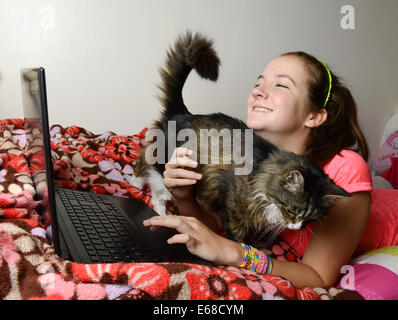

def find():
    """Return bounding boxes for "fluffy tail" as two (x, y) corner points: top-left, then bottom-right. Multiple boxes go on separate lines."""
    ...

(156, 31), (220, 121)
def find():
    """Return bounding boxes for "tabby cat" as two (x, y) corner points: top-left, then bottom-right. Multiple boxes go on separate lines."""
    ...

(133, 31), (351, 245)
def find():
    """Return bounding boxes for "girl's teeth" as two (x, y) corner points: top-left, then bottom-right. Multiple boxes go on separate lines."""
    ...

(253, 107), (272, 113)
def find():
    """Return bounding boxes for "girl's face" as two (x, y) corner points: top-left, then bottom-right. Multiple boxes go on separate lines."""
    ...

(247, 55), (310, 143)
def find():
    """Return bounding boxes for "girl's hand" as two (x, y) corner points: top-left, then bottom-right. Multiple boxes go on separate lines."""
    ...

(143, 215), (243, 266)
(163, 147), (202, 201)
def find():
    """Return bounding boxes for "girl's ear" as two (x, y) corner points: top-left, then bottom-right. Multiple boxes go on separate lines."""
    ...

(304, 108), (328, 129)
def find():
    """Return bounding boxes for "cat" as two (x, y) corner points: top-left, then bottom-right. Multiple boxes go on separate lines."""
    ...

(133, 31), (351, 245)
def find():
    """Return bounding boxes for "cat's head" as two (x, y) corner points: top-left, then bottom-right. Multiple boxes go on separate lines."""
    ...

(250, 150), (351, 231)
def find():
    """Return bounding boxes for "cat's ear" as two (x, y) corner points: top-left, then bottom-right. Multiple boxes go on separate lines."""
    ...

(322, 183), (352, 207)
(285, 170), (304, 192)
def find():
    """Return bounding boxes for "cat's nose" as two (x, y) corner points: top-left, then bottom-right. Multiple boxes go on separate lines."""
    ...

(287, 222), (302, 230)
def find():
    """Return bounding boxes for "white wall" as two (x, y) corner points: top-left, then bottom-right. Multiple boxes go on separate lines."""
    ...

(0, 0), (397, 167)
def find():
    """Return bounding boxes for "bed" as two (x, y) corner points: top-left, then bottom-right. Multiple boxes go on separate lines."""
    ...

(1, 118), (397, 300)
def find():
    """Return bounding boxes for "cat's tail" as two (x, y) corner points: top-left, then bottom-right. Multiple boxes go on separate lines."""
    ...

(156, 31), (220, 121)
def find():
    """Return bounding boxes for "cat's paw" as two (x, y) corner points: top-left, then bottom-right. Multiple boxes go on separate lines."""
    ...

(127, 176), (145, 190)
(159, 187), (173, 201)
(151, 198), (167, 216)
(150, 188), (172, 216)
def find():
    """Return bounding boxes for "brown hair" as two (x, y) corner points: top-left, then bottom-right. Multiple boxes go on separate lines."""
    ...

(280, 51), (369, 166)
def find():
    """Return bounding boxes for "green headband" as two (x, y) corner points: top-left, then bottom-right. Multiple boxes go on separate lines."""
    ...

(319, 61), (332, 108)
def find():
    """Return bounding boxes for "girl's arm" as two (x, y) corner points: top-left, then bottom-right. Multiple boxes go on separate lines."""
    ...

(143, 191), (370, 288)
(297, 191), (371, 287)
(162, 146), (222, 234)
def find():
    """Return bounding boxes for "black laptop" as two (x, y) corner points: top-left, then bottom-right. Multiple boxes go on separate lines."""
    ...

(20, 67), (214, 266)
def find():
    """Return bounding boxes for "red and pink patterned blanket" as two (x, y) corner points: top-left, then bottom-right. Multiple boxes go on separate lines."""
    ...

(0, 119), (363, 300)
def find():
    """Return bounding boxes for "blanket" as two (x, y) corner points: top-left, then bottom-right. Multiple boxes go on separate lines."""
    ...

(0, 119), (364, 300)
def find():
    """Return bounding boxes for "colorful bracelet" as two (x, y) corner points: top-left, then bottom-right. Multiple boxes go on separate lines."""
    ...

(239, 243), (271, 274)
(268, 255), (273, 274)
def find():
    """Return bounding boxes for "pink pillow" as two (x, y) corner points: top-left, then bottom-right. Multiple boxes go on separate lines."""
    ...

(381, 157), (398, 189)
(338, 246), (398, 300)
(354, 189), (398, 256)
(373, 132), (398, 175)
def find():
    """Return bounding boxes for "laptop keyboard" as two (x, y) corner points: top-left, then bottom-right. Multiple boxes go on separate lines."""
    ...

(57, 188), (160, 263)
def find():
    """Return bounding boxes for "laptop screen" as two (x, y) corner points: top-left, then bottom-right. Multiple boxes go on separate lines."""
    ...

(20, 68), (61, 251)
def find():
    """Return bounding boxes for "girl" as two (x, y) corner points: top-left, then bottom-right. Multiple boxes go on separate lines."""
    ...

(143, 51), (373, 288)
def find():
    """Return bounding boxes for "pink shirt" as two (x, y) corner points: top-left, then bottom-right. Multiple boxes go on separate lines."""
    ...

(279, 149), (374, 257)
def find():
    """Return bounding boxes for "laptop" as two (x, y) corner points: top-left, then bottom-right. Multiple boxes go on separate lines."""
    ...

(20, 67), (215, 266)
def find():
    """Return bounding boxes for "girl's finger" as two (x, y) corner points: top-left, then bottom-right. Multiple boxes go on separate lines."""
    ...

(175, 147), (193, 158)
(164, 178), (197, 188)
(169, 147), (193, 165)
(149, 225), (160, 232)
(143, 215), (196, 237)
(165, 158), (198, 169)
(167, 233), (191, 245)
(164, 168), (201, 180)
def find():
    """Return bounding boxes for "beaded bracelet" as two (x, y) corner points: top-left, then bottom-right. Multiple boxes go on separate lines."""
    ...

(268, 254), (273, 274)
(239, 243), (271, 274)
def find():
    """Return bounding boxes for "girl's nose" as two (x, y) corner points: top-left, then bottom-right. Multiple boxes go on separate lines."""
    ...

(252, 85), (269, 99)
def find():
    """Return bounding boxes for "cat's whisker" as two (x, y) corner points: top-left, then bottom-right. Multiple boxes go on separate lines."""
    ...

(262, 227), (275, 249)
(318, 215), (330, 225)
(264, 234), (275, 249)
(260, 225), (275, 246)
(299, 230), (304, 249)
(263, 223), (285, 249)
(251, 218), (274, 244)
(254, 227), (271, 246)
(307, 227), (320, 240)
(265, 223), (278, 232)
(259, 222), (275, 235)
(304, 229), (309, 245)
(277, 223), (287, 240)
(252, 227), (266, 244)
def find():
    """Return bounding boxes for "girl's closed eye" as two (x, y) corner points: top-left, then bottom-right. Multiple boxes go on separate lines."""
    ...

(276, 83), (289, 89)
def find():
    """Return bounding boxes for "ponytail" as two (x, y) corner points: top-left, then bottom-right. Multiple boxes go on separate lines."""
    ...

(280, 51), (369, 166)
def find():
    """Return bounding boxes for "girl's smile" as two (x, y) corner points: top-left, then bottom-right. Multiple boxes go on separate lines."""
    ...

(251, 104), (274, 113)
